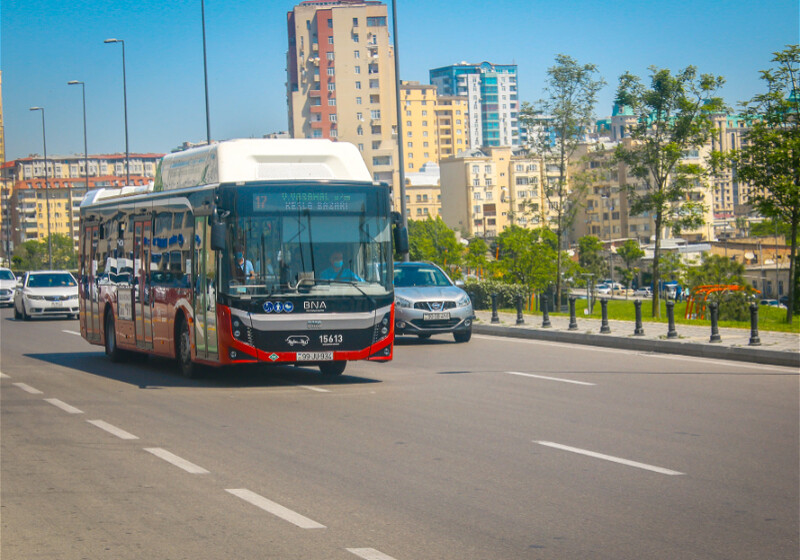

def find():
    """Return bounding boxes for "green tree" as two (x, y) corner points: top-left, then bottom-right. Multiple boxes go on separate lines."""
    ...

(577, 235), (607, 283)
(614, 66), (726, 317)
(728, 45), (800, 322)
(496, 226), (557, 294)
(750, 217), (791, 238)
(463, 237), (489, 277)
(13, 234), (77, 270)
(615, 239), (645, 296)
(406, 217), (462, 269)
(520, 54), (605, 309)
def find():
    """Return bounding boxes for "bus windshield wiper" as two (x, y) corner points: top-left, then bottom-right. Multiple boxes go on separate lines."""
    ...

(314, 278), (376, 309)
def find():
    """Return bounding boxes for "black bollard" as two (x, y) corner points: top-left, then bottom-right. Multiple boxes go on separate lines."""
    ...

(600, 298), (611, 333)
(491, 293), (499, 323)
(633, 299), (645, 336)
(709, 301), (721, 343)
(749, 302), (761, 346)
(666, 300), (678, 339)
(541, 294), (551, 328)
(515, 295), (525, 325)
(568, 296), (578, 331)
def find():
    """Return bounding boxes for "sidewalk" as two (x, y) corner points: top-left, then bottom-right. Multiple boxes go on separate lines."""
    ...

(472, 310), (800, 368)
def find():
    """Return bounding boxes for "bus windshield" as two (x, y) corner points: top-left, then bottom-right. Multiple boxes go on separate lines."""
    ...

(219, 184), (392, 299)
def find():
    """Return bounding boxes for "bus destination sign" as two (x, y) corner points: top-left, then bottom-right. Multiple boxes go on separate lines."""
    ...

(253, 192), (366, 213)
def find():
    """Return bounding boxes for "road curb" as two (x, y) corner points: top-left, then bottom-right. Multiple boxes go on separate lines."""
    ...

(473, 323), (800, 368)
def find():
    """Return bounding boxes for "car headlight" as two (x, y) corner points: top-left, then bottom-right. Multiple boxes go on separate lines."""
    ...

(456, 294), (471, 308)
(27, 294), (46, 300)
(395, 296), (412, 308)
(68, 294), (79, 300)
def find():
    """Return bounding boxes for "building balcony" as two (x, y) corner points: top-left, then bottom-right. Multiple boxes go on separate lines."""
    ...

(309, 89), (321, 97)
(310, 104), (323, 113)
(310, 120), (324, 129)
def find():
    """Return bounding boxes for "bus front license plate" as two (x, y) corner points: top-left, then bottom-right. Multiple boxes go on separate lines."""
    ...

(296, 351), (334, 361)
(423, 312), (450, 321)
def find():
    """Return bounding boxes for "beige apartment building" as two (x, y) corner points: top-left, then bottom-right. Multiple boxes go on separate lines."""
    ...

(287, 0), (398, 193)
(440, 146), (561, 238)
(403, 162), (441, 221)
(570, 139), (716, 245)
(398, 81), (469, 173)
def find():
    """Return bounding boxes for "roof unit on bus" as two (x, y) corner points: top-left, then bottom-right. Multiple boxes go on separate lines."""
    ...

(155, 138), (373, 192)
(80, 184), (154, 207)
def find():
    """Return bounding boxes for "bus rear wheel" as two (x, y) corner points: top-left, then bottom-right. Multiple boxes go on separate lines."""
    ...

(177, 317), (198, 378)
(319, 361), (346, 376)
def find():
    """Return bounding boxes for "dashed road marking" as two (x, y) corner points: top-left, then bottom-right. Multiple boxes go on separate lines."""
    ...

(299, 385), (331, 393)
(507, 371), (596, 386)
(0, 371), (10, 378)
(346, 548), (400, 560)
(13, 382), (42, 394)
(44, 398), (83, 414)
(144, 447), (210, 474)
(87, 419), (139, 440)
(225, 488), (326, 529)
(535, 440), (684, 476)
(62, 330), (82, 336)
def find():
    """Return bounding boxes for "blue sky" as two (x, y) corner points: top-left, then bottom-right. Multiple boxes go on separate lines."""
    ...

(2, 0), (798, 160)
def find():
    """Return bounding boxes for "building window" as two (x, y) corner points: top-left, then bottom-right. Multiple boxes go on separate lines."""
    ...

(354, 66), (361, 74)
(352, 17), (359, 26)
(355, 81), (362, 89)
(326, 52), (334, 60)
(354, 50), (360, 59)
(356, 96), (362, 104)
(352, 33), (359, 42)
(328, 36), (334, 44)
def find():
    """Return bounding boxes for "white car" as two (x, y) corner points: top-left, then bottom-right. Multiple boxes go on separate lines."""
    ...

(633, 287), (652, 297)
(0, 267), (16, 306)
(595, 284), (611, 296)
(14, 270), (80, 320)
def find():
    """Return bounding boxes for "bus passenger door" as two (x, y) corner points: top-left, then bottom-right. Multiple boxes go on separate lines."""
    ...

(83, 225), (101, 342)
(193, 217), (218, 361)
(134, 219), (154, 349)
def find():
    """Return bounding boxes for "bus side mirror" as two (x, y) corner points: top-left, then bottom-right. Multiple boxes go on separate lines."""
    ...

(210, 223), (226, 252)
(393, 225), (409, 255)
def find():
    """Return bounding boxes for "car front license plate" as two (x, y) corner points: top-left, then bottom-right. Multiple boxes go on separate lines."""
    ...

(296, 351), (334, 361)
(423, 312), (450, 321)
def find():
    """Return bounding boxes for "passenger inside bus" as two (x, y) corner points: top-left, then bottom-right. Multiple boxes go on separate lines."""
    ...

(234, 248), (255, 283)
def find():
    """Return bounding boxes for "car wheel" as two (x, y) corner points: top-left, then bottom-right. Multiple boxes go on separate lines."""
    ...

(177, 317), (198, 378)
(319, 361), (346, 376)
(13, 303), (21, 320)
(21, 303), (30, 321)
(453, 328), (471, 343)
(104, 313), (124, 362)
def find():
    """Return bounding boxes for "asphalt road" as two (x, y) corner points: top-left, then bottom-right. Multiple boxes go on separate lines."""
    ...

(2, 307), (798, 559)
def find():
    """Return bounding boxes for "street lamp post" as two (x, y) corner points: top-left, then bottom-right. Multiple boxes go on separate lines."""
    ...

(391, 0), (409, 261)
(104, 38), (130, 186)
(68, 80), (88, 244)
(29, 106), (53, 270)
(201, 0), (211, 145)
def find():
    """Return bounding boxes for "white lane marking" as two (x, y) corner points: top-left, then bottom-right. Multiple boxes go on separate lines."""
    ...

(62, 330), (82, 336)
(225, 488), (326, 529)
(44, 398), (83, 414)
(507, 371), (596, 386)
(535, 441), (684, 476)
(13, 382), (43, 394)
(347, 548), (399, 560)
(299, 385), (331, 393)
(87, 420), (139, 440)
(0, 371), (10, 378)
(144, 448), (210, 474)
(474, 334), (798, 372)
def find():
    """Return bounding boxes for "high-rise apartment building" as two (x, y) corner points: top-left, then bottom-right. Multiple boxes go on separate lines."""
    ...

(430, 62), (519, 149)
(286, 0), (398, 190)
(398, 81), (469, 173)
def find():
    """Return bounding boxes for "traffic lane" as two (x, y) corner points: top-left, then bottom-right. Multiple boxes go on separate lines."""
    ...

(4, 312), (799, 558)
(1, 371), (394, 560)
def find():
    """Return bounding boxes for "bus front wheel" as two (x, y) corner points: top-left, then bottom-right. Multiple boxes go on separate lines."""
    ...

(319, 361), (346, 376)
(177, 318), (198, 378)
(105, 313), (124, 362)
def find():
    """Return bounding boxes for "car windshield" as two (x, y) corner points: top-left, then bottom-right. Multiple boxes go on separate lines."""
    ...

(0, 270), (14, 280)
(394, 266), (451, 287)
(27, 273), (76, 288)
